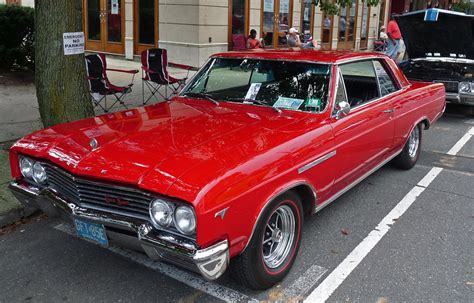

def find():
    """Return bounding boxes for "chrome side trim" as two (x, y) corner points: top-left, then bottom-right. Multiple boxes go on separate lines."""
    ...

(312, 148), (403, 214)
(241, 181), (317, 254)
(298, 150), (337, 174)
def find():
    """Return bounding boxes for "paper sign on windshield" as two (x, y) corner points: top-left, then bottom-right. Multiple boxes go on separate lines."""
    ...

(273, 97), (304, 110)
(245, 83), (262, 100)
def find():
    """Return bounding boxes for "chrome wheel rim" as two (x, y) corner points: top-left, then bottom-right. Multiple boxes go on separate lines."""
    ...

(408, 126), (420, 158)
(262, 205), (296, 269)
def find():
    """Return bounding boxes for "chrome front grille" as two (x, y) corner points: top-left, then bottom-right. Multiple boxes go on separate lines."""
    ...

(44, 163), (152, 220)
(434, 80), (459, 93)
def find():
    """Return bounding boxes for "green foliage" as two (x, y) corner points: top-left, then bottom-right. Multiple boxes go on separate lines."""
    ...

(0, 4), (34, 70)
(318, 0), (380, 15)
(336, 0), (353, 8)
(320, 1), (339, 15)
(451, 0), (473, 13)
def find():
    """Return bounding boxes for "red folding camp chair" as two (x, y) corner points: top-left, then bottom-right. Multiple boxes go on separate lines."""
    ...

(85, 53), (139, 112)
(141, 48), (195, 105)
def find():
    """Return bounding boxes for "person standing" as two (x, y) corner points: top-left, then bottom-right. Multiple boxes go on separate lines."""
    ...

(385, 14), (402, 60)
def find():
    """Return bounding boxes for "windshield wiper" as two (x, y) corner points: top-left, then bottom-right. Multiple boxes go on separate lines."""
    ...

(182, 92), (219, 105)
(223, 98), (282, 114)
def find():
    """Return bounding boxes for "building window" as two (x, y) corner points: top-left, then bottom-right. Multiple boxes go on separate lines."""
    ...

(134, 0), (159, 55)
(359, 0), (371, 49)
(337, 0), (358, 50)
(229, 0), (249, 50)
(321, 13), (333, 50)
(261, 0), (293, 48)
(301, 0), (314, 38)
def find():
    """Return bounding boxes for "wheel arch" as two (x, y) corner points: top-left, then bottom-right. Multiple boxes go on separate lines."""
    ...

(419, 117), (431, 130)
(240, 181), (317, 254)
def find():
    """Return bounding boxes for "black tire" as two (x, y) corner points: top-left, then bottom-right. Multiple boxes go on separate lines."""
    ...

(229, 191), (303, 290)
(393, 123), (422, 170)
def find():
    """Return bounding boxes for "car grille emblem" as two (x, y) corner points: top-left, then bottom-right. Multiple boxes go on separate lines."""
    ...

(90, 138), (98, 150)
(104, 196), (130, 206)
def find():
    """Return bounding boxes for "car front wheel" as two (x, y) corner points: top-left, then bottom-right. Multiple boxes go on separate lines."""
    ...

(393, 123), (422, 170)
(230, 191), (303, 290)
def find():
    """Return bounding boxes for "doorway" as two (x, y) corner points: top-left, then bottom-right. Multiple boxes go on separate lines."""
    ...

(359, 0), (371, 49)
(84, 0), (125, 54)
(134, 0), (159, 55)
(320, 13), (333, 50)
(261, 0), (293, 48)
(337, 0), (358, 50)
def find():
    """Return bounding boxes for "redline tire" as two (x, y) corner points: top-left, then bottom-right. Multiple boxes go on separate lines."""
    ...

(229, 191), (303, 290)
(393, 123), (422, 170)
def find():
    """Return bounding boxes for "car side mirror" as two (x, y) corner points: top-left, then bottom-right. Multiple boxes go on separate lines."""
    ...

(335, 101), (351, 119)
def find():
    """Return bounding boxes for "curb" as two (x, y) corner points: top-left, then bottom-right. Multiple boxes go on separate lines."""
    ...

(0, 206), (38, 228)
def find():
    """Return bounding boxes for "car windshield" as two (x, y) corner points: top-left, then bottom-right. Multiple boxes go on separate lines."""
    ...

(181, 58), (332, 112)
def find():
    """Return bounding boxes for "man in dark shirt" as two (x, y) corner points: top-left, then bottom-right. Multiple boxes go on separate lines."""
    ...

(385, 14), (402, 60)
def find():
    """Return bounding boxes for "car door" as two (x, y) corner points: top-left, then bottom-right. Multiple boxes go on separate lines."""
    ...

(329, 59), (395, 193)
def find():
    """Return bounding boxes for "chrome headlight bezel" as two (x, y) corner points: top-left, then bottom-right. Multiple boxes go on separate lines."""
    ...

(459, 82), (472, 94)
(174, 206), (197, 235)
(149, 199), (174, 228)
(19, 156), (34, 179)
(32, 162), (47, 183)
(149, 199), (196, 236)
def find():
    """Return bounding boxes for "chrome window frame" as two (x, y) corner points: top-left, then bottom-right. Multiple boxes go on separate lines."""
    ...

(331, 68), (348, 117)
(331, 57), (405, 117)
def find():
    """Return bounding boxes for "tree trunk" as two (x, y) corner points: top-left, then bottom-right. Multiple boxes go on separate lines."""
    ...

(35, 0), (94, 127)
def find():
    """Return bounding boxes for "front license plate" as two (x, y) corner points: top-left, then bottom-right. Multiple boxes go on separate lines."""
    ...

(74, 219), (109, 246)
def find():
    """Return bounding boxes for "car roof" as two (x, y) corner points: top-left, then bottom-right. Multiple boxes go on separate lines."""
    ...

(212, 49), (387, 64)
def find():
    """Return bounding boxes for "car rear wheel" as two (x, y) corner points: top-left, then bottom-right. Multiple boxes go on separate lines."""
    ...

(393, 123), (422, 170)
(229, 191), (303, 290)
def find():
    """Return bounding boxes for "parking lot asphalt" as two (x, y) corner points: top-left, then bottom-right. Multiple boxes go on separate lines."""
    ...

(0, 104), (472, 303)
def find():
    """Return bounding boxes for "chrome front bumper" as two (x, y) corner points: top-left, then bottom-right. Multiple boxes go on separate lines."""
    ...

(9, 181), (229, 280)
(446, 93), (474, 106)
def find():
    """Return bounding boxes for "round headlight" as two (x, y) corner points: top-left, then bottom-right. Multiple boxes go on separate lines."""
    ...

(459, 82), (471, 93)
(174, 206), (196, 235)
(19, 157), (34, 178)
(149, 199), (173, 227)
(32, 162), (47, 183)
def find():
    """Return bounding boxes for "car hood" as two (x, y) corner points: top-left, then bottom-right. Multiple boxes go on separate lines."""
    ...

(12, 98), (314, 202)
(396, 9), (474, 60)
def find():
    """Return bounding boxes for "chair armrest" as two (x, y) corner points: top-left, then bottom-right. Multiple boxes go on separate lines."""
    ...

(107, 68), (139, 74)
(168, 62), (199, 71)
(141, 66), (158, 73)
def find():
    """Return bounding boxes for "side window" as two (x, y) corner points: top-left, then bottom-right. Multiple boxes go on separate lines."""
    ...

(373, 60), (399, 96)
(339, 61), (380, 107)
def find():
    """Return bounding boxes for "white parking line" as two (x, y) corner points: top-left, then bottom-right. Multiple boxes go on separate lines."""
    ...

(284, 264), (327, 299)
(54, 223), (258, 303)
(447, 126), (474, 155)
(305, 126), (474, 303)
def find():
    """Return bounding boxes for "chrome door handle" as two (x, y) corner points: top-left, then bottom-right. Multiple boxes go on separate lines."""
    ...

(383, 109), (394, 113)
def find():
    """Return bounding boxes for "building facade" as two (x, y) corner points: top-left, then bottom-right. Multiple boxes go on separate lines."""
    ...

(2, 0), (390, 67)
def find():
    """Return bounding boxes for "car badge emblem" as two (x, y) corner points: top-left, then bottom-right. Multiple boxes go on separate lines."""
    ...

(90, 138), (98, 150)
(105, 196), (130, 206)
(215, 207), (229, 220)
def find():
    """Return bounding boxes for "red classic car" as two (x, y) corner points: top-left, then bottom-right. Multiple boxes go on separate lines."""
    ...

(9, 50), (445, 290)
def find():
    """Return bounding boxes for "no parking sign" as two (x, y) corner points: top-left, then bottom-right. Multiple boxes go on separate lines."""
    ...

(63, 32), (85, 55)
